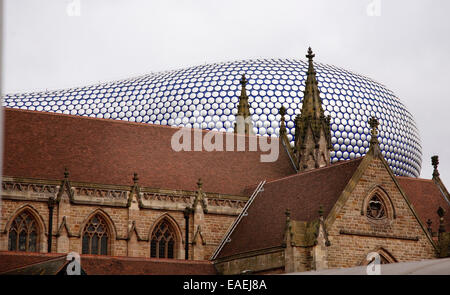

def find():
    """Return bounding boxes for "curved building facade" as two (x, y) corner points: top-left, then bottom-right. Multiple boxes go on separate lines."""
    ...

(3, 59), (422, 177)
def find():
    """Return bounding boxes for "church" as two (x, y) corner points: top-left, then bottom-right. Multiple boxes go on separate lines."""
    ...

(1, 48), (449, 275)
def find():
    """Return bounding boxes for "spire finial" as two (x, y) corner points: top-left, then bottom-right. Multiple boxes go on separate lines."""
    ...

(369, 117), (379, 136)
(367, 117), (382, 156)
(240, 74), (248, 88)
(318, 205), (324, 217)
(234, 74), (253, 135)
(285, 208), (291, 218)
(305, 47), (316, 76)
(306, 47), (315, 61)
(197, 178), (203, 189)
(133, 172), (139, 184)
(369, 117), (379, 144)
(64, 167), (69, 179)
(432, 155), (440, 177)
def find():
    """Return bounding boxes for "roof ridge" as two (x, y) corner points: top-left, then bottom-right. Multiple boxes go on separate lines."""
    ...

(4, 107), (281, 141)
(397, 176), (433, 182)
(265, 157), (364, 185)
(0, 250), (66, 257)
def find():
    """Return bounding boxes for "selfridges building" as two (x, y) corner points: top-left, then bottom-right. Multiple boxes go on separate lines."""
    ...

(3, 58), (422, 177)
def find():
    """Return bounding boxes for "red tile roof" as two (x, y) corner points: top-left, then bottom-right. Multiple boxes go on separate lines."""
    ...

(3, 108), (295, 196)
(217, 158), (363, 258)
(397, 177), (450, 234)
(216, 161), (450, 259)
(0, 251), (217, 275)
(80, 255), (217, 275)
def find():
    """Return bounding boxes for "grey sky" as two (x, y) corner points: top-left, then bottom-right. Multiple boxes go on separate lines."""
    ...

(2, 0), (450, 186)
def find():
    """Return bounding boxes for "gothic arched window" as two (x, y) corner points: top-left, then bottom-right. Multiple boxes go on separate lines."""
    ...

(150, 219), (177, 259)
(8, 211), (39, 252)
(366, 194), (387, 220)
(82, 214), (110, 255)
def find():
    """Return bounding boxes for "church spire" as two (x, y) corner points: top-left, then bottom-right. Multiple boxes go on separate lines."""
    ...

(302, 47), (325, 121)
(234, 74), (254, 135)
(368, 117), (381, 156)
(432, 155), (440, 178)
(294, 47), (332, 172)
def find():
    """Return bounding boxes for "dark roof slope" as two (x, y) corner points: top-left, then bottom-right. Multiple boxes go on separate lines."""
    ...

(0, 251), (217, 275)
(218, 158), (363, 258)
(0, 251), (66, 273)
(80, 255), (216, 275)
(3, 108), (295, 196)
(397, 177), (450, 234)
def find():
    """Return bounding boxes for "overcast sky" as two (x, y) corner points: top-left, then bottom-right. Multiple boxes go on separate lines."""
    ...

(2, 0), (450, 186)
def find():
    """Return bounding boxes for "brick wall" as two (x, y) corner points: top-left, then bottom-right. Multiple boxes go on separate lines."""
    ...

(0, 200), (49, 253)
(0, 194), (239, 261)
(202, 214), (236, 260)
(326, 157), (436, 268)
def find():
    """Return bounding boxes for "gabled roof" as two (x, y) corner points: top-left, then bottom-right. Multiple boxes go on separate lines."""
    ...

(3, 108), (295, 196)
(397, 177), (450, 234)
(217, 158), (363, 259)
(0, 251), (217, 275)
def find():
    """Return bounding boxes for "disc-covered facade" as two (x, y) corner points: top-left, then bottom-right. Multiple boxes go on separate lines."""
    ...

(3, 59), (422, 177)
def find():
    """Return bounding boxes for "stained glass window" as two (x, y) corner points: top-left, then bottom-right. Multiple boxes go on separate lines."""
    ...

(8, 211), (39, 252)
(82, 214), (109, 255)
(150, 220), (177, 259)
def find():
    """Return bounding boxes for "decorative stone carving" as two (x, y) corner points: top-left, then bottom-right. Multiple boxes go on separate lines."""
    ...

(75, 187), (128, 200)
(2, 182), (57, 194)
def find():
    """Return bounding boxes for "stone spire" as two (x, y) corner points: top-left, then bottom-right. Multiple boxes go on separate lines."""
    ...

(368, 117), (381, 156)
(279, 106), (287, 136)
(234, 74), (254, 135)
(294, 47), (332, 172)
(432, 155), (440, 178)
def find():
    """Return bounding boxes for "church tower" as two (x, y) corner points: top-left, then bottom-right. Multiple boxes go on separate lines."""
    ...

(294, 47), (332, 172)
(234, 74), (254, 135)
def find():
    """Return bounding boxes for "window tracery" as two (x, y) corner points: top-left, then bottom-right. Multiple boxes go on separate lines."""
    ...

(82, 214), (109, 255)
(150, 219), (176, 259)
(8, 211), (39, 252)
